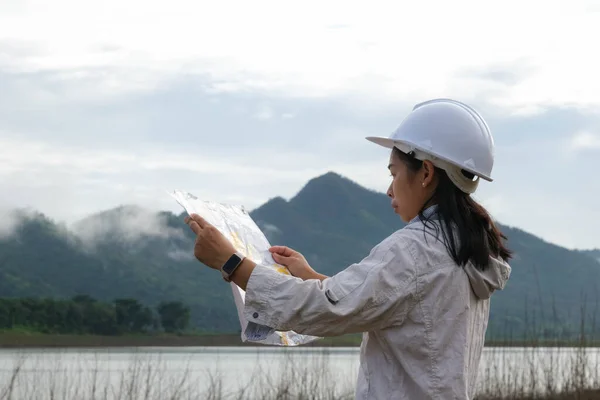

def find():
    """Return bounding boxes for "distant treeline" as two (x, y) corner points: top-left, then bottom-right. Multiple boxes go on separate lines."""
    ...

(0, 295), (191, 335)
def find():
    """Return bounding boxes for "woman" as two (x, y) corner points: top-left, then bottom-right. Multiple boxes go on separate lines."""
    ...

(185, 98), (512, 399)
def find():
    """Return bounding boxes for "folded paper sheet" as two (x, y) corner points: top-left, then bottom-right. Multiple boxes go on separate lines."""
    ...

(171, 190), (321, 346)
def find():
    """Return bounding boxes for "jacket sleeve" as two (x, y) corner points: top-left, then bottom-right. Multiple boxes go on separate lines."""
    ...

(242, 234), (417, 337)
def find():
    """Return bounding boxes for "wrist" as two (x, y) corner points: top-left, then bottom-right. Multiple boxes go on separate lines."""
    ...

(315, 273), (328, 281)
(216, 248), (237, 270)
(306, 272), (328, 281)
(229, 258), (256, 291)
(219, 251), (246, 282)
(296, 269), (327, 281)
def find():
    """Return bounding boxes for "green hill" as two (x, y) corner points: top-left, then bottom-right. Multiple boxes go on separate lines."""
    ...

(0, 172), (598, 340)
(581, 249), (600, 263)
(0, 207), (238, 332)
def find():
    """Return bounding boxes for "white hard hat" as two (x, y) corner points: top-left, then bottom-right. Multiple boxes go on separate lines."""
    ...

(366, 98), (495, 194)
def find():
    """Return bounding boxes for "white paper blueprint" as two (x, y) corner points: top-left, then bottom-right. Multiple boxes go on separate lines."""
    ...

(170, 190), (321, 346)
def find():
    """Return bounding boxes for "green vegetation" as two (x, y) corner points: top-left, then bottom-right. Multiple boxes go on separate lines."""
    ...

(0, 296), (190, 336)
(1, 172), (599, 340)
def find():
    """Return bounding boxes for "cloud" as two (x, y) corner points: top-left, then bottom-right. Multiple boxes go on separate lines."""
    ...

(570, 132), (600, 151)
(1, 0), (599, 116)
(0, 132), (349, 223)
(0, 199), (189, 256)
(260, 223), (282, 242)
(0, 134), (339, 186)
(71, 205), (185, 248)
(0, 0), (599, 252)
(463, 65), (531, 87)
(167, 248), (195, 262)
(1, 98), (599, 250)
(254, 104), (274, 121)
(0, 208), (36, 239)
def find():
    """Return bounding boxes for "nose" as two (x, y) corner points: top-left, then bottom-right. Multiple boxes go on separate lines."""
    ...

(387, 182), (393, 198)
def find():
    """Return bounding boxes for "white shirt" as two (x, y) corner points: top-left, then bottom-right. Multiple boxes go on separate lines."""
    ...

(243, 215), (511, 399)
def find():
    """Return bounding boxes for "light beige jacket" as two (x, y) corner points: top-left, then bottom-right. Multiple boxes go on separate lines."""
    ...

(243, 214), (511, 399)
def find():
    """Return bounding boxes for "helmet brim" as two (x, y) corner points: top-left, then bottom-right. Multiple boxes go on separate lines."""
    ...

(365, 136), (396, 149)
(365, 135), (493, 182)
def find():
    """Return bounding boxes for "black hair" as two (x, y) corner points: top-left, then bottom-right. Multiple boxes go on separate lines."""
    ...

(393, 147), (512, 270)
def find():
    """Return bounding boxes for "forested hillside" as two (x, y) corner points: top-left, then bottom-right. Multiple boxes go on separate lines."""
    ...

(1, 172), (599, 340)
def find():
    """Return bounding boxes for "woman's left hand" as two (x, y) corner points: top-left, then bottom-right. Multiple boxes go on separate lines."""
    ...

(184, 214), (236, 270)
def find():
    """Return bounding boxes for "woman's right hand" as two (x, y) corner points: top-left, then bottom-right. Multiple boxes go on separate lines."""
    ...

(269, 246), (328, 281)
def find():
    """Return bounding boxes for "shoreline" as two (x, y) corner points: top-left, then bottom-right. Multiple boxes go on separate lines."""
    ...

(1, 332), (599, 349)
(0, 332), (362, 348)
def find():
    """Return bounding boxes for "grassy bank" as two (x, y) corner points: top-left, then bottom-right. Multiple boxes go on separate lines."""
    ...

(0, 331), (365, 348)
(4, 330), (600, 349)
(480, 390), (600, 399)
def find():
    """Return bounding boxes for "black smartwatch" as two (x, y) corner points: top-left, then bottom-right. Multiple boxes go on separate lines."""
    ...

(221, 252), (246, 282)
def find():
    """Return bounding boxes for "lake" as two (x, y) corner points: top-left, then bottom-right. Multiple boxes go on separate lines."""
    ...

(1, 346), (599, 399)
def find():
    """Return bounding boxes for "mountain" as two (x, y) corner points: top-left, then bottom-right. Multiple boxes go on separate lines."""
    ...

(0, 207), (239, 331)
(255, 173), (600, 340)
(1, 172), (599, 340)
(252, 172), (403, 271)
(581, 249), (600, 263)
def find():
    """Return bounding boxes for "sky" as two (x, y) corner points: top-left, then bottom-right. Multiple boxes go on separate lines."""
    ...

(0, 0), (599, 250)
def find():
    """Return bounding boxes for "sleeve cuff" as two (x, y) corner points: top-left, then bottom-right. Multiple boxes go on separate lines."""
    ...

(243, 264), (283, 328)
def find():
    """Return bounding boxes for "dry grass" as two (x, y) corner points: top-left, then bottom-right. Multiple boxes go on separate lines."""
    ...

(0, 345), (598, 399)
(0, 349), (355, 400)
(475, 345), (600, 399)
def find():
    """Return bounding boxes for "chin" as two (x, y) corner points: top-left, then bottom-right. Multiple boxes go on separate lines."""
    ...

(399, 215), (411, 223)
(394, 209), (410, 223)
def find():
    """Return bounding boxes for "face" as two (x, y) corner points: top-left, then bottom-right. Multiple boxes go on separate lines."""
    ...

(387, 150), (436, 223)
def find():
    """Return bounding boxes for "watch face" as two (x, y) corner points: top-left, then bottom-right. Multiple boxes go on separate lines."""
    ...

(222, 253), (243, 274)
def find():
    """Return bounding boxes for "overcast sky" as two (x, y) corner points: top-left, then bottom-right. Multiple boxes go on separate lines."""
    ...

(0, 0), (598, 250)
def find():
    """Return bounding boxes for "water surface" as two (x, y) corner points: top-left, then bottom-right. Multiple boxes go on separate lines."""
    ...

(1, 346), (598, 399)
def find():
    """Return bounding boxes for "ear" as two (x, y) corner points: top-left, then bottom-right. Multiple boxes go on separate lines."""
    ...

(422, 160), (436, 187)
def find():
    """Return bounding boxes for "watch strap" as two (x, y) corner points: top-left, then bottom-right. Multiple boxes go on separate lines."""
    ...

(221, 252), (246, 282)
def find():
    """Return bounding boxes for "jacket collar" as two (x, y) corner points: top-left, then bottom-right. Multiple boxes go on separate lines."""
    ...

(407, 205), (439, 226)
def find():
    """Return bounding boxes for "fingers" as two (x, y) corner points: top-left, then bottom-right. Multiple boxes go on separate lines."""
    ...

(184, 213), (211, 235)
(269, 246), (296, 257)
(184, 216), (202, 235)
(190, 213), (209, 228)
(272, 252), (292, 265)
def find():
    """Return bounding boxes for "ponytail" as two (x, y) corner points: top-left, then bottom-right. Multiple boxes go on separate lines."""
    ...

(394, 147), (512, 270)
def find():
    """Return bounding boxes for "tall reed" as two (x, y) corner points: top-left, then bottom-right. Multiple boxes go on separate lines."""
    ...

(1, 344), (598, 400)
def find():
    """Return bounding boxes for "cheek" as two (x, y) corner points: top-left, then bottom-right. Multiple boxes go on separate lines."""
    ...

(392, 175), (420, 207)
(392, 176), (421, 221)
(392, 176), (410, 199)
